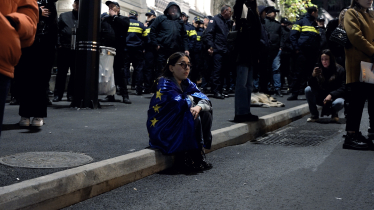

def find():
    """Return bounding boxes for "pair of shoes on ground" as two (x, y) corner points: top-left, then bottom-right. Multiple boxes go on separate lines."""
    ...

(343, 132), (372, 150)
(19, 117), (43, 127)
(307, 113), (340, 123)
(287, 94), (298, 101)
(53, 96), (73, 102)
(213, 92), (225, 99)
(100, 95), (132, 104)
(274, 89), (283, 97)
(233, 113), (259, 123)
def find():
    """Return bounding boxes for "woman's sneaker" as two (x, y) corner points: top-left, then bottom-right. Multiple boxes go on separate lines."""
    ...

(307, 116), (319, 122)
(19, 117), (30, 126)
(31, 118), (44, 127)
(343, 132), (369, 150)
(331, 112), (339, 123)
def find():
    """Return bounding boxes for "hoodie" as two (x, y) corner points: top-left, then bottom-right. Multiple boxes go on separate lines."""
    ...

(149, 2), (188, 51)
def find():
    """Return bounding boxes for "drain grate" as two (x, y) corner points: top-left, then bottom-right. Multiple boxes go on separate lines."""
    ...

(258, 124), (341, 147)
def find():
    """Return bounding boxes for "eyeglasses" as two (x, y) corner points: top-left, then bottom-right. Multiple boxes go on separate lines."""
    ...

(176, 62), (192, 69)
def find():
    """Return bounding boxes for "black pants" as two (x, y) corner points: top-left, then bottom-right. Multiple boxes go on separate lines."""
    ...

(194, 110), (213, 149)
(144, 49), (156, 91)
(16, 40), (55, 118)
(201, 52), (214, 90)
(256, 52), (268, 92)
(290, 50), (318, 95)
(211, 53), (229, 94)
(54, 48), (76, 98)
(189, 52), (201, 84)
(113, 51), (129, 95)
(156, 48), (177, 74)
(345, 82), (374, 132)
(124, 49), (145, 92)
(279, 52), (292, 86)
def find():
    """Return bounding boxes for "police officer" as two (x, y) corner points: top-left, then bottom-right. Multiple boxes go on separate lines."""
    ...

(53, 0), (79, 102)
(205, 5), (232, 99)
(288, 6), (320, 100)
(124, 10), (147, 95)
(200, 16), (214, 93)
(189, 17), (204, 84)
(181, 12), (197, 60)
(149, 2), (189, 75)
(143, 9), (157, 94)
(100, 1), (131, 103)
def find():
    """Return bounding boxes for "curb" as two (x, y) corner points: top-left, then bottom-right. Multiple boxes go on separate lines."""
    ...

(0, 104), (310, 210)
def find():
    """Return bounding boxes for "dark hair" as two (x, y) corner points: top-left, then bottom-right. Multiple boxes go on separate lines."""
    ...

(151, 52), (190, 92)
(319, 49), (339, 82)
(307, 7), (318, 14)
(221, 5), (231, 13)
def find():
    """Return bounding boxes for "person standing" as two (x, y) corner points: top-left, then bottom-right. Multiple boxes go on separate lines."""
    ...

(342, 0), (374, 150)
(0, 0), (38, 136)
(100, 1), (130, 103)
(17, 0), (58, 127)
(190, 16), (204, 84)
(288, 6), (321, 100)
(149, 2), (189, 78)
(52, 0), (79, 102)
(123, 10), (146, 95)
(317, 17), (328, 52)
(205, 5), (232, 99)
(143, 9), (157, 94)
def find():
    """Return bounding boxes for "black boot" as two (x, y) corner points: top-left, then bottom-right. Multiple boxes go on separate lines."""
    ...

(287, 94), (298, 101)
(100, 95), (116, 102)
(343, 132), (369, 150)
(122, 93), (132, 104)
(274, 89), (283, 97)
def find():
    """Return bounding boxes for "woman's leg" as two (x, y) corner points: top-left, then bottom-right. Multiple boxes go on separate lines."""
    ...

(235, 65), (249, 116)
(345, 83), (367, 132)
(367, 83), (374, 132)
(305, 86), (319, 118)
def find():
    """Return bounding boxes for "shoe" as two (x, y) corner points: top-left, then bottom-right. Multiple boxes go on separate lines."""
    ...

(274, 89), (283, 97)
(143, 89), (150, 94)
(136, 90), (142, 95)
(47, 100), (53, 106)
(331, 112), (339, 123)
(343, 132), (369, 150)
(131, 86), (136, 90)
(67, 96), (73, 102)
(213, 92), (224, 99)
(122, 94), (132, 104)
(31, 118), (44, 127)
(233, 113), (259, 123)
(247, 113), (259, 121)
(287, 95), (298, 101)
(9, 97), (19, 105)
(52, 96), (61, 102)
(48, 90), (53, 95)
(307, 116), (319, 122)
(19, 117), (30, 126)
(100, 95), (116, 102)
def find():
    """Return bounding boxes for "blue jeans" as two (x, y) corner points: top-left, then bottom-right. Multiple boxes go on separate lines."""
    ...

(0, 74), (11, 138)
(272, 50), (282, 90)
(235, 65), (253, 115)
(305, 86), (345, 117)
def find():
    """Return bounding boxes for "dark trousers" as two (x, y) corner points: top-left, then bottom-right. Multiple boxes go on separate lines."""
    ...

(125, 49), (145, 92)
(280, 53), (292, 86)
(255, 52), (268, 92)
(290, 50), (318, 95)
(0, 74), (11, 137)
(201, 53), (213, 90)
(212, 53), (229, 94)
(16, 41), (55, 118)
(345, 82), (374, 132)
(189, 52), (201, 84)
(156, 48), (177, 74)
(144, 49), (156, 91)
(54, 48), (76, 98)
(113, 51), (129, 95)
(194, 110), (213, 149)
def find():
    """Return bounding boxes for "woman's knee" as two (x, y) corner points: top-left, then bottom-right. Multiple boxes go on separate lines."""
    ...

(305, 86), (312, 95)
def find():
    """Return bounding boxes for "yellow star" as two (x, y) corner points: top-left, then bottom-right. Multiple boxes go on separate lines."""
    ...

(150, 118), (158, 127)
(153, 104), (161, 113)
(156, 89), (163, 101)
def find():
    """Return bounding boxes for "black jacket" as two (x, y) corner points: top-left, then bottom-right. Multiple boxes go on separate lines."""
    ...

(36, 0), (58, 44)
(185, 22), (197, 52)
(318, 26), (328, 51)
(57, 10), (78, 48)
(194, 27), (204, 53)
(290, 13), (321, 52)
(280, 25), (293, 54)
(205, 14), (230, 54)
(101, 15), (130, 49)
(308, 65), (346, 102)
(126, 16), (147, 50)
(264, 17), (282, 49)
(149, 2), (188, 51)
(144, 18), (156, 50)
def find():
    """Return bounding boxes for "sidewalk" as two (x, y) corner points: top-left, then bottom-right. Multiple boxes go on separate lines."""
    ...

(0, 91), (308, 209)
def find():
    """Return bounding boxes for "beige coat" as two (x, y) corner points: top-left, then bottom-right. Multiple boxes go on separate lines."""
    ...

(344, 8), (374, 84)
(0, 0), (38, 78)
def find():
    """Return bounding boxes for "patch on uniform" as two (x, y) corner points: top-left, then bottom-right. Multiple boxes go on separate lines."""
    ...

(210, 20), (213, 23)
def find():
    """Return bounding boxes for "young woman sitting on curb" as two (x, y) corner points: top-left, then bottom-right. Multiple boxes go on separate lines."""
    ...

(305, 49), (346, 122)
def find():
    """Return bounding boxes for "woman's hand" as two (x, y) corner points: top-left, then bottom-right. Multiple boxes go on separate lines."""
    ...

(40, 6), (50, 17)
(312, 67), (322, 77)
(190, 106), (202, 120)
(324, 94), (332, 105)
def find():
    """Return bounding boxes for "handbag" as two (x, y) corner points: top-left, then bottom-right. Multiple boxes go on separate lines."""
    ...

(360, 61), (374, 84)
(329, 26), (351, 48)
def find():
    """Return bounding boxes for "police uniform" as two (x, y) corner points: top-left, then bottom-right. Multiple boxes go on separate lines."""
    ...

(189, 17), (204, 84)
(143, 9), (157, 93)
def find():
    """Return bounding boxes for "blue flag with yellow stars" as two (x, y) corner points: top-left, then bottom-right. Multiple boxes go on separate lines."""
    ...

(147, 77), (209, 154)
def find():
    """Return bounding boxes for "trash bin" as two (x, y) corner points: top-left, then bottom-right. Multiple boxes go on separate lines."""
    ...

(98, 46), (116, 95)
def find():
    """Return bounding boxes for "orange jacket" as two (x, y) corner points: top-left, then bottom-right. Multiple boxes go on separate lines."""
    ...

(0, 0), (39, 78)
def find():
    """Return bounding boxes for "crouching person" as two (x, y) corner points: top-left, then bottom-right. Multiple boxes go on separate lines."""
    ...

(305, 49), (346, 122)
(147, 52), (213, 172)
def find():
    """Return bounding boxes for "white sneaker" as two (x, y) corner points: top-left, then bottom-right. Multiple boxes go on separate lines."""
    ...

(307, 117), (319, 122)
(19, 117), (30, 126)
(331, 116), (339, 123)
(31, 118), (44, 127)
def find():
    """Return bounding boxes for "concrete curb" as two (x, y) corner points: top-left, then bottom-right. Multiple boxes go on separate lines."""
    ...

(0, 104), (310, 210)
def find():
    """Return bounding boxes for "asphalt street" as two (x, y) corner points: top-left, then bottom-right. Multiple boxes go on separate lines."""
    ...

(0, 91), (305, 187)
(64, 109), (374, 210)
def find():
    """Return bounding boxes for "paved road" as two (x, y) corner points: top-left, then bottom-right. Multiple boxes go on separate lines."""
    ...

(64, 109), (374, 210)
(0, 92), (305, 187)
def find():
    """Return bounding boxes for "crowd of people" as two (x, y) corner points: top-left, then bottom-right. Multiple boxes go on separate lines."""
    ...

(1, 0), (374, 171)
